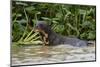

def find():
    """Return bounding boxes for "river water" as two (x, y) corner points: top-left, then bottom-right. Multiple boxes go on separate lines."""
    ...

(11, 42), (96, 66)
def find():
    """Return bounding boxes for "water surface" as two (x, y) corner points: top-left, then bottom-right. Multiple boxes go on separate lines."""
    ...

(11, 42), (95, 66)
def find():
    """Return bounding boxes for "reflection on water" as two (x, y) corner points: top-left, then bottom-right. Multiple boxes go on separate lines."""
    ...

(11, 43), (96, 66)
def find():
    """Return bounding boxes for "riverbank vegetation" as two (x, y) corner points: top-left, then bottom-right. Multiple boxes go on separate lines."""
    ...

(12, 1), (96, 45)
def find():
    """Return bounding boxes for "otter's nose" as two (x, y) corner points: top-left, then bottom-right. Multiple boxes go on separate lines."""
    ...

(33, 26), (40, 32)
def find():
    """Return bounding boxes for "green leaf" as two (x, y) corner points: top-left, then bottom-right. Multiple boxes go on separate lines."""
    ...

(16, 2), (28, 6)
(25, 6), (35, 11)
(88, 31), (96, 39)
(41, 17), (51, 21)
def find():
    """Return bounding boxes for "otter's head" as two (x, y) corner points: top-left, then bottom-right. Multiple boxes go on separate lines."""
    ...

(34, 21), (51, 33)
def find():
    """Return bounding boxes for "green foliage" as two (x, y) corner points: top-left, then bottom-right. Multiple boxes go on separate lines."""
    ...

(12, 1), (96, 45)
(17, 30), (43, 45)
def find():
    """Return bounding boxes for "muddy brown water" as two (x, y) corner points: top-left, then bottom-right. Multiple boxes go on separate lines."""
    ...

(11, 42), (96, 66)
